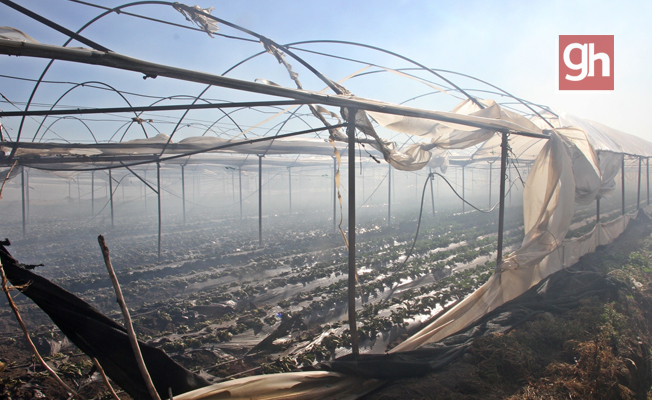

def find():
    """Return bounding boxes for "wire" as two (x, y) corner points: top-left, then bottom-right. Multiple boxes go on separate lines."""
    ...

(394, 165), (524, 271)
(432, 172), (500, 214)
(66, 0), (258, 43)
(356, 171), (388, 210)
(394, 173), (431, 271)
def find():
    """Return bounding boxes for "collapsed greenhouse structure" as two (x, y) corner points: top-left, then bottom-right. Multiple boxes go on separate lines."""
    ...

(1, 1), (652, 399)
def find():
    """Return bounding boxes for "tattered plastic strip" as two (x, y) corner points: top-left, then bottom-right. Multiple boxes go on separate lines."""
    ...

(173, 4), (220, 37)
(329, 137), (364, 301)
(227, 66), (371, 142)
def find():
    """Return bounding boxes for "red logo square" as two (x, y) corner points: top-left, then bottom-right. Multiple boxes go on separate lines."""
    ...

(559, 35), (614, 90)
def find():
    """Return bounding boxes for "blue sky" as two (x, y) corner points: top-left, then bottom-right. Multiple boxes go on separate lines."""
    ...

(2, 0), (651, 141)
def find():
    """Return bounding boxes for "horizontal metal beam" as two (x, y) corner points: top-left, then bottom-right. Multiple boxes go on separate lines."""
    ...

(0, 39), (545, 136)
(0, 99), (311, 117)
(0, 0), (111, 52)
(1, 123), (347, 168)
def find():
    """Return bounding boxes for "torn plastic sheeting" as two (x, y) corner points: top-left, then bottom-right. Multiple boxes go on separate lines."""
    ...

(0, 243), (211, 400)
(344, 108), (433, 171)
(2, 135), (351, 158)
(556, 127), (602, 206)
(0, 26), (38, 43)
(470, 133), (546, 163)
(173, 371), (381, 400)
(367, 99), (542, 145)
(559, 113), (652, 157)
(390, 130), (576, 352)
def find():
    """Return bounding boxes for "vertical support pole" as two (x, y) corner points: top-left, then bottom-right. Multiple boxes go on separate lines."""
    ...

(346, 107), (359, 358)
(622, 156), (626, 216)
(143, 169), (147, 214)
(258, 155), (263, 246)
(429, 167), (435, 217)
(109, 169), (114, 228)
(333, 157), (337, 232)
(157, 162), (162, 260)
(637, 157), (642, 210)
(496, 132), (509, 265)
(231, 169), (235, 203)
(462, 165), (466, 214)
(488, 161), (493, 208)
(647, 157), (650, 207)
(508, 163), (512, 205)
(471, 168), (474, 196)
(361, 161), (365, 202)
(25, 169), (29, 221)
(415, 171), (418, 200)
(21, 166), (26, 238)
(181, 164), (186, 225)
(238, 167), (243, 219)
(596, 197), (600, 224)
(197, 167), (200, 197)
(288, 166), (292, 215)
(387, 163), (392, 227)
(91, 170), (95, 216)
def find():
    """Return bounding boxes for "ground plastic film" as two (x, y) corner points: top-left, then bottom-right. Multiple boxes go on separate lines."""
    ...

(0, 242), (210, 400)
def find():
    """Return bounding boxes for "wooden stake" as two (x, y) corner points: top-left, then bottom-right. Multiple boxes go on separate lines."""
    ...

(92, 357), (120, 400)
(0, 161), (17, 201)
(97, 235), (161, 400)
(0, 164), (78, 397)
(0, 264), (81, 399)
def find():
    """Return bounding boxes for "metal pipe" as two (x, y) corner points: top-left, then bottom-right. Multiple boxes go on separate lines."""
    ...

(346, 107), (359, 358)
(429, 167), (435, 217)
(144, 169), (147, 214)
(288, 166), (292, 214)
(333, 156), (337, 232)
(231, 168), (235, 204)
(91, 170), (95, 216)
(462, 165), (466, 214)
(0, 99), (310, 118)
(361, 162), (365, 203)
(387, 163), (392, 227)
(21, 166), (25, 238)
(0, 0), (111, 52)
(415, 171), (418, 200)
(488, 161), (493, 208)
(596, 197), (600, 224)
(109, 169), (114, 228)
(622, 156), (626, 216)
(238, 167), (243, 219)
(25, 169), (29, 221)
(258, 155), (263, 246)
(157, 162), (161, 260)
(637, 157), (642, 210)
(0, 38), (549, 138)
(496, 132), (509, 265)
(508, 163), (512, 205)
(181, 164), (186, 225)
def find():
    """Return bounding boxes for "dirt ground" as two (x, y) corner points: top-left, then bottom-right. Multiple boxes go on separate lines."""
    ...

(4, 216), (652, 399)
(363, 216), (652, 400)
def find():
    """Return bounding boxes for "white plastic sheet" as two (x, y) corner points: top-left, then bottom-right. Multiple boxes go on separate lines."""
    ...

(173, 371), (381, 400)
